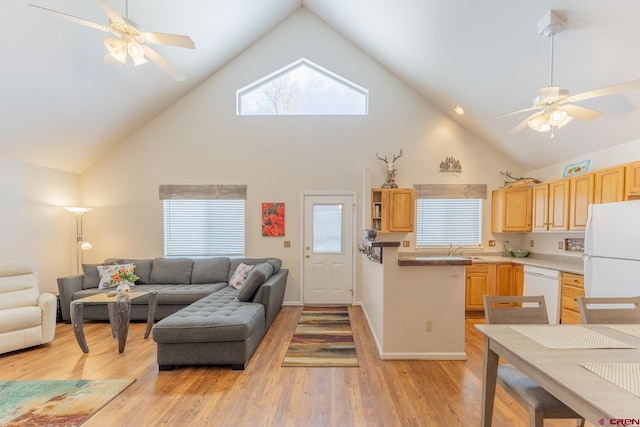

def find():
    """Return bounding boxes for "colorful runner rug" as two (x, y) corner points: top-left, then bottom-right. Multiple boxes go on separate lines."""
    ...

(282, 306), (359, 367)
(0, 378), (135, 426)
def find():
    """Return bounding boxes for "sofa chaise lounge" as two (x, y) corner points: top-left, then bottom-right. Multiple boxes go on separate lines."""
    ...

(57, 257), (288, 369)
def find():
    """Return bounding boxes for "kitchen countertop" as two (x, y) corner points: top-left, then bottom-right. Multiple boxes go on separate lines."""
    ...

(466, 255), (583, 275)
(397, 256), (472, 266)
(397, 253), (584, 275)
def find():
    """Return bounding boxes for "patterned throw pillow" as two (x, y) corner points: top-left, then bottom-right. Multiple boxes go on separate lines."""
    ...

(237, 262), (274, 302)
(229, 263), (255, 289)
(97, 263), (136, 290)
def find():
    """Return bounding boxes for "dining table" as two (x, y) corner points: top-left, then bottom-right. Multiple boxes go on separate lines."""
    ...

(476, 323), (640, 426)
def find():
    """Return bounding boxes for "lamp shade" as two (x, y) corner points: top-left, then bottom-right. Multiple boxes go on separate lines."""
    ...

(65, 206), (93, 215)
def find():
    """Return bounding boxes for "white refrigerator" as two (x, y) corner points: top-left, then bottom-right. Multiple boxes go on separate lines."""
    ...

(584, 199), (640, 297)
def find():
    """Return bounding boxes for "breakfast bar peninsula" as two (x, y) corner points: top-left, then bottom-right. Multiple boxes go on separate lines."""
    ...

(359, 240), (471, 360)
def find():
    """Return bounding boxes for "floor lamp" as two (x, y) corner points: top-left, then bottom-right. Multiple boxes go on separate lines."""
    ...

(65, 207), (93, 274)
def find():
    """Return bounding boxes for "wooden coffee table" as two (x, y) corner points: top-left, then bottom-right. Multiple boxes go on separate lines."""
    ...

(70, 291), (158, 353)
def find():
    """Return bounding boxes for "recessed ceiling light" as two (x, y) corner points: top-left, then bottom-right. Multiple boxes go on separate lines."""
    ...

(453, 105), (465, 115)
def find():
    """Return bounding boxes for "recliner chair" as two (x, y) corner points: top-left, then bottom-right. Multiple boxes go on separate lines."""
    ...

(0, 259), (57, 354)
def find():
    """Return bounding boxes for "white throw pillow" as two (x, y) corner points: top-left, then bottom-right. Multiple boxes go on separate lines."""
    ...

(97, 263), (136, 290)
(229, 263), (255, 289)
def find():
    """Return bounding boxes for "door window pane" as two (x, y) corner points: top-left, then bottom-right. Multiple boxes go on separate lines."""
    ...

(313, 204), (343, 253)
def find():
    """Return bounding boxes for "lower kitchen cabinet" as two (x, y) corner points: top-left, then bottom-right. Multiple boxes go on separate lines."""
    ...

(494, 263), (514, 296)
(561, 272), (585, 324)
(465, 263), (519, 312)
(465, 264), (491, 311)
(514, 264), (524, 296)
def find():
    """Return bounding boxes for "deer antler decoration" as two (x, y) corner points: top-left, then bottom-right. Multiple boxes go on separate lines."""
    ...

(376, 149), (403, 188)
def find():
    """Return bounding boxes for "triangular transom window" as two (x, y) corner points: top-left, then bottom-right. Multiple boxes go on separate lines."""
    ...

(237, 58), (368, 115)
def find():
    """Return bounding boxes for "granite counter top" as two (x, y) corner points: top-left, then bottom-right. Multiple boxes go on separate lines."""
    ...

(397, 256), (472, 266)
(466, 255), (583, 274)
(397, 252), (584, 274)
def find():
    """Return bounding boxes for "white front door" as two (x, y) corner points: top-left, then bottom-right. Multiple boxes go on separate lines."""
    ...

(302, 194), (355, 305)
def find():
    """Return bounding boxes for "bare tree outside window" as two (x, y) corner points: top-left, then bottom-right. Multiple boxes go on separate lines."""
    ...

(237, 58), (367, 116)
(254, 76), (300, 114)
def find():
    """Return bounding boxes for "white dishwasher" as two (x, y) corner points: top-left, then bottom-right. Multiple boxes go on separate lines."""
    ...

(523, 265), (561, 324)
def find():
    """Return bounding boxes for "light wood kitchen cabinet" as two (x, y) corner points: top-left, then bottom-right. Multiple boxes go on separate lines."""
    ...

(594, 165), (626, 204)
(561, 272), (585, 324)
(466, 263), (520, 311)
(491, 186), (532, 232)
(371, 188), (415, 233)
(514, 264), (524, 296)
(548, 179), (570, 230)
(569, 173), (595, 231)
(531, 180), (570, 231)
(625, 160), (640, 200)
(493, 263), (514, 296)
(531, 183), (549, 231)
(465, 264), (491, 311)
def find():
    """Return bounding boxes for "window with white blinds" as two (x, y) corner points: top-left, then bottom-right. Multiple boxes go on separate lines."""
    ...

(415, 199), (482, 247)
(163, 200), (245, 257)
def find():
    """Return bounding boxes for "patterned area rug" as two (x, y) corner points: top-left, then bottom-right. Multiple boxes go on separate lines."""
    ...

(0, 379), (135, 426)
(282, 306), (359, 367)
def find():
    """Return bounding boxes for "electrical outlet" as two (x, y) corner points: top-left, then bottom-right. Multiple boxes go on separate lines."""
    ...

(488, 240), (495, 247)
(530, 240), (534, 247)
(403, 240), (410, 247)
(558, 241), (563, 249)
(284, 241), (291, 247)
(425, 320), (432, 332)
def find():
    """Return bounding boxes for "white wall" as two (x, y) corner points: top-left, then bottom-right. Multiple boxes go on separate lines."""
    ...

(79, 9), (523, 304)
(0, 156), (80, 293)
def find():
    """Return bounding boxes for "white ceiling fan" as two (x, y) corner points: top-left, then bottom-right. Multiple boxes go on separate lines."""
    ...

(29, 0), (195, 81)
(480, 11), (640, 137)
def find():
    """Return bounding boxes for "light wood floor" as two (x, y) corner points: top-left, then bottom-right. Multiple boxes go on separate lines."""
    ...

(0, 306), (593, 427)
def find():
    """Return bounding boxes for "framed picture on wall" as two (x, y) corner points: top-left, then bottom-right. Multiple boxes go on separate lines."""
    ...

(262, 202), (285, 236)
(563, 160), (590, 177)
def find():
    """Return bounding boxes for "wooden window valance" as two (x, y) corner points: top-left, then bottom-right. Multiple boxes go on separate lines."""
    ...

(159, 185), (247, 200)
(413, 184), (487, 199)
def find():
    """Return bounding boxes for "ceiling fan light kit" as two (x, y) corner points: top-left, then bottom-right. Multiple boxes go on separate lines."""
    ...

(480, 9), (640, 137)
(29, 0), (195, 80)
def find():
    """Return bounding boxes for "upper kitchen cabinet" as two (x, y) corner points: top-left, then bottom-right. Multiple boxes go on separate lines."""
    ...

(531, 183), (549, 231)
(531, 179), (570, 231)
(625, 160), (640, 200)
(491, 186), (532, 232)
(548, 179), (570, 231)
(371, 188), (415, 233)
(569, 173), (595, 231)
(594, 165), (626, 204)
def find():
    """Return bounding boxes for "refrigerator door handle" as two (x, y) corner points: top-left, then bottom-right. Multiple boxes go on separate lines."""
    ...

(584, 205), (594, 255)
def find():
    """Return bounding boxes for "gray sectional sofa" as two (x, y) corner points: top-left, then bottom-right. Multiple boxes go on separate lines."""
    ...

(57, 257), (288, 370)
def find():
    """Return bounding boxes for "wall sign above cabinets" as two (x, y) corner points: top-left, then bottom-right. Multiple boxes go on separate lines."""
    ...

(439, 156), (462, 173)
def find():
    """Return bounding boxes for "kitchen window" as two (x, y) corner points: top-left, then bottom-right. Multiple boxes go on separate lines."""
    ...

(416, 199), (482, 247)
(160, 185), (246, 257)
(413, 184), (486, 248)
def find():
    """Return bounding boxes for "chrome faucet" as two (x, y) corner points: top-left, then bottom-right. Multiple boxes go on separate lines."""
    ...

(448, 243), (464, 256)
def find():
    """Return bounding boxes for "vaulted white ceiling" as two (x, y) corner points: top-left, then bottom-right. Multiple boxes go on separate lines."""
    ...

(2, 0), (640, 173)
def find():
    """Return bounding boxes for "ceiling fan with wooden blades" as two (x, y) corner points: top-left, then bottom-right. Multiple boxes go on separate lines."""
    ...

(29, 0), (195, 81)
(479, 11), (640, 137)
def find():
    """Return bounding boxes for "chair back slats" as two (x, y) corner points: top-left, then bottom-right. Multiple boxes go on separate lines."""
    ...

(484, 295), (549, 325)
(576, 297), (640, 324)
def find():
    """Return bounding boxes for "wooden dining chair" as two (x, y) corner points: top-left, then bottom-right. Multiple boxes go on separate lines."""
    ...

(576, 296), (640, 324)
(484, 295), (585, 427)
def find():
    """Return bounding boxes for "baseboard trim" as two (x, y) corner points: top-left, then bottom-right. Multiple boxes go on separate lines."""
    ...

(380, 352), (467, 361)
